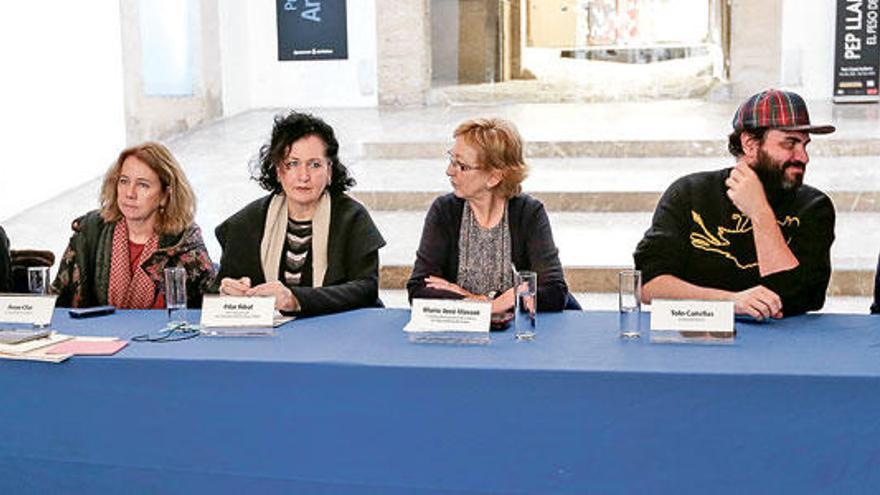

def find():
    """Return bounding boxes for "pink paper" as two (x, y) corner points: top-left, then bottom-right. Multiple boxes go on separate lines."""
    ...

(45, 340), (128, 356)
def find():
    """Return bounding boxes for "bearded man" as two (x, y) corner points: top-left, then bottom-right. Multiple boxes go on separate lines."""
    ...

(633, 89), (836, 319)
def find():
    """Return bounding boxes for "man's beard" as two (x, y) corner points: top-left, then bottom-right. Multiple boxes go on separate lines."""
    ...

(753, 147), (805, 192)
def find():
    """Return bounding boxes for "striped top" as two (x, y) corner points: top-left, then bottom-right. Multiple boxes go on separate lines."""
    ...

(281, 218), (313, 288)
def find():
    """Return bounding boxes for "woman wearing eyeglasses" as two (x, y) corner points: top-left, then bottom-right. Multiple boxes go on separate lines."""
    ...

(407, 118), (576, 314)
(214, 111), (385, 315)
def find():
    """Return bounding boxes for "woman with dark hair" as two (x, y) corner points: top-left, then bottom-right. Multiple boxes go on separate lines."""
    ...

(52, 142), (215, 308)
(214, 111), (385, 315)
(406, 118), (576, 314)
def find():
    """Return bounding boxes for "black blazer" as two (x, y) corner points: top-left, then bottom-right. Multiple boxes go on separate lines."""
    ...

(214, 193), (386, 316)
(407, 193), (573, 311)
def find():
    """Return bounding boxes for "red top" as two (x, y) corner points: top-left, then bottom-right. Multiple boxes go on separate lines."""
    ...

(128, 241), (165, 309)
(128, 241), (145, 274)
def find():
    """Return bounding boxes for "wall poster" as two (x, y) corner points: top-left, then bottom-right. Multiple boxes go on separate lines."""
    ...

(276, 0), (348, 61)
(833, 0), (879, 102)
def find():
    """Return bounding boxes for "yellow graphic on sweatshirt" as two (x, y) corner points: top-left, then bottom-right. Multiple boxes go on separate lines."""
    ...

(689, 211), (799, 270)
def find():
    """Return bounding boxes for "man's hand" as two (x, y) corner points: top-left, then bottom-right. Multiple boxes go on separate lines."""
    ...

(733, 285), (783, 320)
(725, 163), (772, 219)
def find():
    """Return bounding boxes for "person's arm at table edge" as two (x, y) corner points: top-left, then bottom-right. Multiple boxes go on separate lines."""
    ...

(643, 274), (783, 320)
(756, 195), (835, 315)
(406, 198), (465, 302)
(522, 200), (567, 311)
(642, 274), (736, 304)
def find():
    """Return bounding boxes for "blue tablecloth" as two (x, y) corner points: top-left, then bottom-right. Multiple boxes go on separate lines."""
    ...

(1, 309), (879, 493)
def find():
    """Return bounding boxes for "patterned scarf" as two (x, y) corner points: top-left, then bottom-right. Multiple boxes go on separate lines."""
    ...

(107, 220), (159, 309)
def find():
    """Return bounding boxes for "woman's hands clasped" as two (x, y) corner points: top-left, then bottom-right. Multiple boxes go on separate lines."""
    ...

(219, 277), (300, 312)
(424, 275), (515, 314)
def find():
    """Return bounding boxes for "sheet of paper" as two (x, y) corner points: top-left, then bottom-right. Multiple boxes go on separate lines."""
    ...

(273, 314), (296, 327)
(0, 332), (73, 355)
(0, 351), (70, 363)
(45, 339), (128, 356)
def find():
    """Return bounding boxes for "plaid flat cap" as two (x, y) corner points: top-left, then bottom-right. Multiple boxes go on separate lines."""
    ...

(732, 89), (835, 134)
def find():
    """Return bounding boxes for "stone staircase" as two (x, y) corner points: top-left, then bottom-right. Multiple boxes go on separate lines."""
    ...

(348, 148), (880, 298)
(4, 102), (877, 311)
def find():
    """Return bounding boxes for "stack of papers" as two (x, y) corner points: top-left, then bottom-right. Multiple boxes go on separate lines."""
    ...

(0, 332), (74, 363)
(0, 332), (129, 363)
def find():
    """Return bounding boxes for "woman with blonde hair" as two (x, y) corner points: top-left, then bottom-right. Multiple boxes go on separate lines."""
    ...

(53, 142), (215, 308)
(407, 118), (576, 314)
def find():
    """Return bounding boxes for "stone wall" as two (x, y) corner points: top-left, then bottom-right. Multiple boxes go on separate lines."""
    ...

(119, 0), (223, 144)
(376, 0), (432, 105)
(728, 0), (784, 97)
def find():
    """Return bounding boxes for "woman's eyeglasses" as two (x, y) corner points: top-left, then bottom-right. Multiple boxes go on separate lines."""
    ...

(446, 151), (481, 172)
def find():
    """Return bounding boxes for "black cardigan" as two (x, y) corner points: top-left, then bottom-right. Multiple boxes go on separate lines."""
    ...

(0, 226), (10, 293)
(407, 193), (570, 311)
(214, 193), (386, 316)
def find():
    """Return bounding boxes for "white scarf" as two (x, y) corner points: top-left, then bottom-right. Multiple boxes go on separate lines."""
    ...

(260, 193), (330, 288)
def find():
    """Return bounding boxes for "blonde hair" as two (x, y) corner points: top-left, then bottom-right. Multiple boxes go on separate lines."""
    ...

(99, 142), (196, 236)
(453, 118), (528, 199)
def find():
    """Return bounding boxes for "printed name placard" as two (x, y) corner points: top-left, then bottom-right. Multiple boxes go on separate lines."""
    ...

(201, 295), (275, 328)
(0, 295), (57, 326)
(650, 299), (735, 333)
(404, 299), (492, 333)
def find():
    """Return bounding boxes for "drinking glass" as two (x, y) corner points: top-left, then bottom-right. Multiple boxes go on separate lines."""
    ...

(514, 271), (537, 341)
(27, 266), (52, 327)
(164, 267), (187, 329)
(619, 269), (642, 339)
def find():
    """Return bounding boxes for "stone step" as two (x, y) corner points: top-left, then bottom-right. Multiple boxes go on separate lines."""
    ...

(362, 139), (880, 159)
(351, 157), (880, 192)
(370, 210), (879, 297)
(378, 289), (874, 314)
(347, 157), (880, 212)
(352, 190), (880, 213)
(378, 266), (875, 297)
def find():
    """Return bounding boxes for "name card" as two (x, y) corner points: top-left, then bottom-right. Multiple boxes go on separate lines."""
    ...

(650, 299), (735, 333)
(0, 295), (57, 326)
(404, 299), (491, 333)
(201, 295), (275, 329)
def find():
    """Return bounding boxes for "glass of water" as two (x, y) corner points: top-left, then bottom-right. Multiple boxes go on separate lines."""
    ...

(27, 266), (52, 327)
(28, 266), (50, 295)
(514, 270), (537, 341)
(619, 269), (642, 339)
(164, 267), (187, 329)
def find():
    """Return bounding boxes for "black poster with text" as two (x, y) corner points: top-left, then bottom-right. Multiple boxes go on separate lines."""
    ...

(276, 0), (348, 61)
(833, 0), (879, 102)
